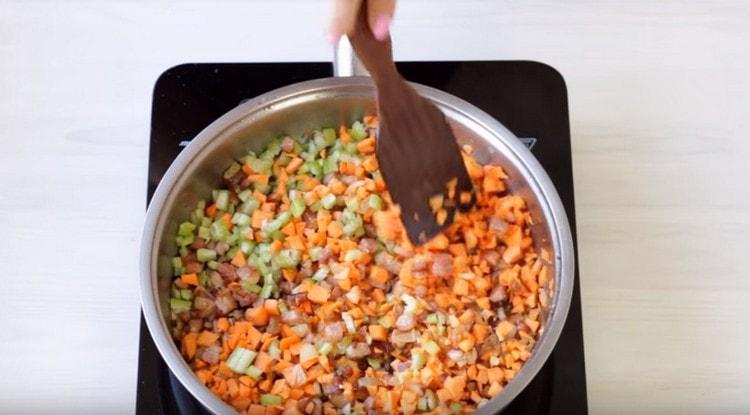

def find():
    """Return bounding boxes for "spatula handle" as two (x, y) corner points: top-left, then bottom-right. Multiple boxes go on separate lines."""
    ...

(347, 0), (399, 84)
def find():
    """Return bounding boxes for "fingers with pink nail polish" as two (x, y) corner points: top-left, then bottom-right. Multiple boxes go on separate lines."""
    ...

(327, 0), (396, 43)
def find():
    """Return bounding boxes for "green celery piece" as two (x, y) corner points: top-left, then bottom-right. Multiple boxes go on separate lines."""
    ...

(226, 347), (257, 374)
(345, 198), (360, 212)
(169, 298), (191, 313)
(322, 154), (339, 174)
(262, 211), (291, 234)
(197, 226), (210, 240)
(349, 121), (367, 141)
(308, 247), (323, 261)
(244, 365), (263, 380)
(196, 248), (217, 262)
(232, 212), (251, 227)
(207, 260), (220, 270)
(320, 193), (337, 210)
(260, 138), (282, 160)
(243, 155), (273, 174)
(239, 198), (260, 215)
(210, 221), (230, 241)
(223, 161), (241, 179)
(175, 234), (194, 247)
(179, 288), (193, 300)
(171, 257), (184, 276)
(254, 182), (271, 195)
(273, 249), (301, 269)
(260, 283), (275, 299)
(260, 394), (282, 406)
(178, 246), (189, 257)
(312, 266), (329, 281)
(290, 198), (306, 218)
(368, 194), (383, 210)
(240, 240), (256, 255)
(322, 128), (337, 146)
(213, 190), (230, 211)
(237, 189), (253, 203)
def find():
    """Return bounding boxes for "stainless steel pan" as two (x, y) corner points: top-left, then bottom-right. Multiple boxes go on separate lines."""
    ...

(140, 42), (574, 414)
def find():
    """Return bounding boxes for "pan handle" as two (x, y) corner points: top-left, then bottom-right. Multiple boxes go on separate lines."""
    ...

(333, 36), (370, 77)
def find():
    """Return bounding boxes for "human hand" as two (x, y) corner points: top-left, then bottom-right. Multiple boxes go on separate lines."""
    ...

(328, 0), (396, 44)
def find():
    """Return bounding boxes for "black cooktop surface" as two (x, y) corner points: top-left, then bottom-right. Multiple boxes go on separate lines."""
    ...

(138, 61), (587, 414)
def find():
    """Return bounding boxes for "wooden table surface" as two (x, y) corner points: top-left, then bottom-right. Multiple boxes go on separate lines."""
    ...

(1, 1), (748, 413)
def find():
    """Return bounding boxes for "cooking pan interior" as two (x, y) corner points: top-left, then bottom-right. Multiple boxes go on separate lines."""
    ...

(144, 77), (568, 413)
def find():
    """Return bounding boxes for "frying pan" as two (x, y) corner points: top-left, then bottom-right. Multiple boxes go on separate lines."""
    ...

(140, 41), (574, 414)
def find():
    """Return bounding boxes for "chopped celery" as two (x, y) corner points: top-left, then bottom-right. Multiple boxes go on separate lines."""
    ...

(322, 127), (337, 145)
(197, 226), (211, 240)
(290, 197), (306, 218)
(179, 288), (193, 300)
(232, 212), (251, 227)
(226, 347), (257, 374)
(223, 161), (241, 179)
(423, 340), (440, 356)
(260, 283), (275, 299)
(313, 131), (328, 149)
(342, 312), (356, 334)
(207, 260), (220, 270)
(322, 154), (339, 174)
(344, 249), (363, 263)
(169, 298), (191, 313)
(244, 154), (273, 174)
(320, 193), (337, 210)
(278, 302), (289, 314)
(254, 182), (271, 194)
(350, 121), (367, 141)
(210, 221), (230, 241)
(201, 217), (212, 227)
(273, 249), (301, 269)
(345, 198), (360, 212)
(367, 357), (382, 369)
(198, 271), (209, 287)
(307, 160), (323, 177)
(308, 246), (323, 261)
(490, 356), (501, 366)
(342, 210), (363, 236)
(268, 339), (281, 359)
(226, 247), (239, 261)
(175, 234), (194, 247)
(262, 211), (291, 234)
(309, 200), (321, 212)
(260, 138), (282, 160)
(260, 394), (282, 406)
(178, 222), (196, 237)
(171, 257), (184, 276)
(241, 281), (262, 294)
(237, 189), (253, 203)
(178, 246), (189, 257)
(213, 190), (230, 211)
(318, 341), (333, 356)
(312, 266), (329, 282)
(368, 194), (383, 210)
(270, 230), (285, 241)
(240, 240), (255, 256)
(196, 248), (217, 262)
(239, 198), (260, 215)
(450, 403), (463, 414)
(425, 313), (439, 325)
(244, 365), (263, 380)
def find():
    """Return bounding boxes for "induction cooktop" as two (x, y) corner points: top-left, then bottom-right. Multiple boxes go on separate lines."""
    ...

(137, 61), (587, 414)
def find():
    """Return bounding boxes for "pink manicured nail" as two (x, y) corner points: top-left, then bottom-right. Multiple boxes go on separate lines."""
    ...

(372, 14), (391, 41)
(327, 31), (341, 46)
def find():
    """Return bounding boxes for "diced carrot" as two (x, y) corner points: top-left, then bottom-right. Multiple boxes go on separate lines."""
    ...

(327, 221), (343, 238)
(306, 284), (330, 304)
(246, 325), (263, 349)
(286, 157), (304, 174)
(339, 125), (352, 143)
(369, 325), (388, 341)
(247, 404), (266, 415)
(220, 213), (233, 230)
(279, 335), (301, 351)
(231, 250), (246, 267)
(245, 306), (269, 327)
(264, 299), (280, 316)
(182, 332), (198, 359)
(270, 239), (283, 253)
(444, 375), (467, 400)
(453, 278), (470, 296)
(254, 352), (274, 373)
(215, 317), (230, 332)
(286, 235), (306, 251)
(369, 265), (389, 285)
(197, 331), (220, 347)
(180, 273), (199, 286)
(205, 203), (218, 218)
(249, 174), (270, 185)
(357, 137), (376, 154)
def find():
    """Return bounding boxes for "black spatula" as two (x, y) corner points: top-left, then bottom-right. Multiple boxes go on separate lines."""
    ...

(347, 4), (474, 245)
